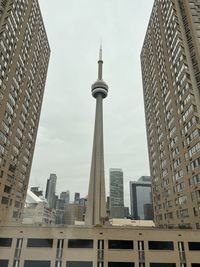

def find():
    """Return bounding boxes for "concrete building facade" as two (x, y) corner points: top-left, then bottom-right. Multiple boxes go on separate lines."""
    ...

(141, 0), (200, 229)
(22, 190), (55, 225)
(0, 225), (200, 267)
(109, 168), (124, 218)
(0, 0), (50, 223)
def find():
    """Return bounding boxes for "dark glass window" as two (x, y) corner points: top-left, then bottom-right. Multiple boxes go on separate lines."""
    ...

(188, 242), (200, 251)
(0, 260), (9, 267)
(148, 241), (174, 250)
(24, 261), (51, 267)
(66, 261), (92, 267)
(27, 239), (53, 248)
(150, 264), (176, 267)
(191, 264), (200, 267)
(108, 240), (133, 249)
(1, 197), (9, 204)
(4, 185), (11, 193)
(0, 238), (12, 247)
(68, 239), (93, 248)
(108, 263), (134, 267)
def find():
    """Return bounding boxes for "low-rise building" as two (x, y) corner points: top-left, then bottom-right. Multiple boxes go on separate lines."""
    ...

(22, 190), (55, 225)
(110, 218), (155, 227)
(0, 224), (200, 266)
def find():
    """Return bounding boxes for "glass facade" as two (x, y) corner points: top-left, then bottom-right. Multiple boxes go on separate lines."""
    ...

(109, 168), (124, 218)
(130, 180), (153, 220)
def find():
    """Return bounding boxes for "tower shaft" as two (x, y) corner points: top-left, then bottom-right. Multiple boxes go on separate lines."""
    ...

(85, 95), (106, 225)
(85, 47), (108, 225)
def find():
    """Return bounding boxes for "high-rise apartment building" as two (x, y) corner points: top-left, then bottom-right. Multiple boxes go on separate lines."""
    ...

(0, 0), (50, 223)
(130, 176), (153, 220)
(45, 174), (57, 209)
(109, 168), (124, 218)
(141, 0), (200, 229)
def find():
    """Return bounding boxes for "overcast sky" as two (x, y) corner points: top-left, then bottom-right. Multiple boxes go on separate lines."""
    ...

(30, 0), (154, 207)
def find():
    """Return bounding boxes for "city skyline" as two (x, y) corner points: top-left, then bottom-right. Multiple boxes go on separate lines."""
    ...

(30, 0), (154, 205)
(1, 1), (200, 266)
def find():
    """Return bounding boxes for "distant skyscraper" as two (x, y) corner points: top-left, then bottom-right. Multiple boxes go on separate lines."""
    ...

(85, 47), (108, 225)
(141, 0), (200, 229)
(60, 190), (70, 205)
(109, 168), (125, 218)
(78, 197), (87, 206)
(56, 198), (65, 210)
(55, 193), (69, 225)
(0, 0), (50, 223)
(74, 192), (80, 204)
(130, 176), (153, 220)
(45, 174), (57, 209)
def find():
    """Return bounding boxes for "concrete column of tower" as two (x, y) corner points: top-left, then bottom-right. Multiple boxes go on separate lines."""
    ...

(85, 47), (108, 225)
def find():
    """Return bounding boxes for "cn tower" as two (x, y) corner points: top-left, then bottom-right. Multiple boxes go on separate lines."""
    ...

(85, 46), (108, 225)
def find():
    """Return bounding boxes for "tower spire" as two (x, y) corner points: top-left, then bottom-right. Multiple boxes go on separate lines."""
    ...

(99, 44), (102, 61)
(85, 48), (109, 225)
(98, 44), (103, 80)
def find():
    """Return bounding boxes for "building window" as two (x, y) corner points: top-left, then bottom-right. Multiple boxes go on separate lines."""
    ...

(191, 264), (200, 267)
(188, 242), (200, 250)
(66, 262), (92, 267)
(27, 239), (53, 248)
(108, 240), (133, 249)
(108, 263), (134, 267)
(1, 197), (9, 205)
(148, 241), (174, 250)
(0, 238), (12, 247)
(0, 260), (9, 267)
(68, 239), (93, 248)
(24, 261), (51, 267)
